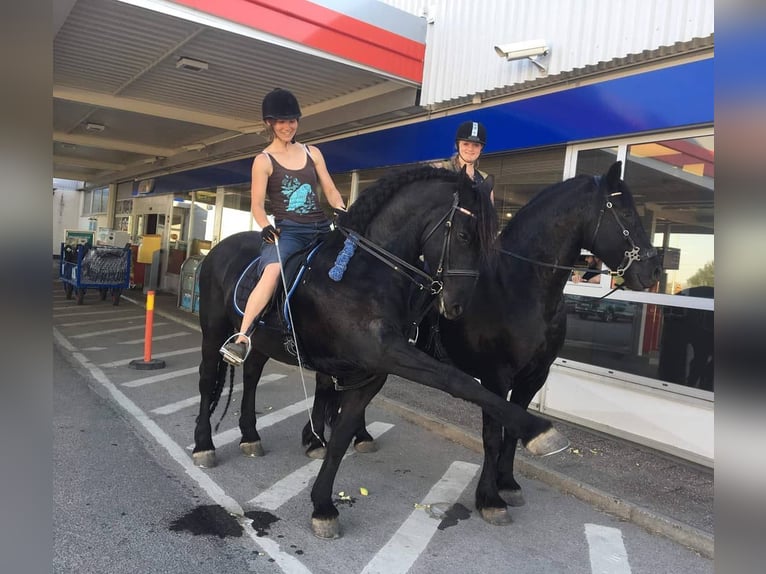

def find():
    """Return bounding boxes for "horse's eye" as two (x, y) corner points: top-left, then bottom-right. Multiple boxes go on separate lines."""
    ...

(457, 231), (470, 243)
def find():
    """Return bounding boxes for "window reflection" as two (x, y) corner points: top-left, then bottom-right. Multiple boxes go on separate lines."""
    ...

(561, 295), (713, 392)
(624, 136), (714, 296)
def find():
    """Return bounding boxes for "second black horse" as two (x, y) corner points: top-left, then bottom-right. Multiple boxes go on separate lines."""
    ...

(307, 161), (662, 525)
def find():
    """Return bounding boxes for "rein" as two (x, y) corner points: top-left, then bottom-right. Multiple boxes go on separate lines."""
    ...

(335, 191), (477, 295)
(497, 175), (655, 285)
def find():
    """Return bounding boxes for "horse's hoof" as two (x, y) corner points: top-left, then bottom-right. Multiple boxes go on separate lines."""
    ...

(499, 489), (526, 507)
(240, 441), (264, 457)
(192, 450), (216, 468)
(311, 517), (341, 539)
(480, 507), (513, 525)
(525, 428), (570, 456)
(354, 440), (377, 453)
(305, 446), (326, 460)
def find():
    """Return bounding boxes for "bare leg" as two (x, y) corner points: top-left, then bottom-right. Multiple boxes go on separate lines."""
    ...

(220, 265), (282, 365)
(235, 264), (281, 343)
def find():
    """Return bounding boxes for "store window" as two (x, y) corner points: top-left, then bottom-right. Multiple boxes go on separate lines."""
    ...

(559, 132), (714, 395)
(82, 187), (109, 215)
(220, 184), (253, 241)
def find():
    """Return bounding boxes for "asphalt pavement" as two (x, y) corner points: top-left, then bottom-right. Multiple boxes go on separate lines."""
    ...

(57, 269), (712, 560)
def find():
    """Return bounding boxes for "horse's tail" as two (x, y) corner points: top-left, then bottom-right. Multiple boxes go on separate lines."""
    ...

(209, 357), (235, 431)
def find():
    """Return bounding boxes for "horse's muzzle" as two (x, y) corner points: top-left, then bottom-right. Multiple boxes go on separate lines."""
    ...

(439, 297), (464, 320)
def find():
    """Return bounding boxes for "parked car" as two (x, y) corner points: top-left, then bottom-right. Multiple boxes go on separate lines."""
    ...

(574, 297), (637, 322)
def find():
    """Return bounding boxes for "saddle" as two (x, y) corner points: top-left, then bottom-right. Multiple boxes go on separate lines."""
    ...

(231, 240), (323, 358)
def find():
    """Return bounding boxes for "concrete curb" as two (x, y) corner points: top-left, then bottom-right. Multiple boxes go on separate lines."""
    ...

(374, 394), (714, 560)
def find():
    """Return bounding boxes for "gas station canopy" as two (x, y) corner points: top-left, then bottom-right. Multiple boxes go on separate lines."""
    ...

(53, 0), (427, 186)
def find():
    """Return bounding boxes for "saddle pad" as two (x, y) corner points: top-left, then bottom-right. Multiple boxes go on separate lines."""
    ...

(231, 242), (324, 326)
(233, 258), (261, 316)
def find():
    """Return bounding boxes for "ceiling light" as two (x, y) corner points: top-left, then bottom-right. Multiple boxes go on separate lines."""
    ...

(85, 122), (105, 132)
(176, 57), (209, 72)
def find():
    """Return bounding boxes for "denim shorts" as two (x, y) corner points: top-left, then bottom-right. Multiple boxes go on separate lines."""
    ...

(258, 219), (330, 275)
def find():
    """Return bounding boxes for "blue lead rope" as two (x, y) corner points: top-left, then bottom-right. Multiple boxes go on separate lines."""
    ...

(328, 234), (359, 281)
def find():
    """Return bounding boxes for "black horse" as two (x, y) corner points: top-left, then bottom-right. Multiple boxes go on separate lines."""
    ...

(192, 165), (569, 539)
(308, 160), (662, 525)
(430, 160), (661, 524)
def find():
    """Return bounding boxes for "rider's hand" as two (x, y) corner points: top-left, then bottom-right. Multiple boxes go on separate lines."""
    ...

(261, 225), (280, 244)
(332, 207), (347, 225)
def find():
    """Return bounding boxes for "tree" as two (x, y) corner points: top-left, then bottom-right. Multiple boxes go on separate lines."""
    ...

(687, 260), (714, 287)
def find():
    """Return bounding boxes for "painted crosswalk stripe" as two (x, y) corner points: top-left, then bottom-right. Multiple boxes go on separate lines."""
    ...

(361, 460), (480, 574)
(186, 396), (313, 450)
(585, 524), (632, 574)
(122, 366), (200, 388)
(151, 373), (287, 415)
(100, 346), (199, 367)
(248, 422), (394, 510)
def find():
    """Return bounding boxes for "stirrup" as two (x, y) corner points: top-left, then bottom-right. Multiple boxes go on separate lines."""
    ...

(220, 332), (252, 366)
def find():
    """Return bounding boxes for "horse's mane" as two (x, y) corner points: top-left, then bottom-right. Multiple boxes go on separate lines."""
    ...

(339, 166), (458, 233)
(338, 164), (497, 264)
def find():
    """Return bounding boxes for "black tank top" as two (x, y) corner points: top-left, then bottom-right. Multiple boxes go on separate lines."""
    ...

(263, 144), (326, 223)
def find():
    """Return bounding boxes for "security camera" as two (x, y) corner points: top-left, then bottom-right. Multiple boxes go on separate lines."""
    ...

(494, 39), (549, 60)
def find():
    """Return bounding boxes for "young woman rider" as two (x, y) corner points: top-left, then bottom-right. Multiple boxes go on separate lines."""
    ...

(220, 88), (346, 366)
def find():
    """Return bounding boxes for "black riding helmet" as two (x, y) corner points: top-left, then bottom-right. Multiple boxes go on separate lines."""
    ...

(262, 88), (302, 120)
(455, 120), (486, 146)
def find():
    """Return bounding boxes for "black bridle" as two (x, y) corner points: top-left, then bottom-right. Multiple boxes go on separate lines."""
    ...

(497, 175), (656, 280)
(587, 176), (657, 277)
(335, 191), (479, 295)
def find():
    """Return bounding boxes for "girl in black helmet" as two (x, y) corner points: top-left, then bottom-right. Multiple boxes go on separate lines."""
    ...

(220, 88), (346, 366)
(439, 120), (494, 203)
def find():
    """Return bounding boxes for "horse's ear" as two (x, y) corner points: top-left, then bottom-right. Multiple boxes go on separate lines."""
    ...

(606, 161), (622, 188)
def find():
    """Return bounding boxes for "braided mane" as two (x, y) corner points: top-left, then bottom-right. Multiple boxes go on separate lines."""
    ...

(339, 166), (457, 233)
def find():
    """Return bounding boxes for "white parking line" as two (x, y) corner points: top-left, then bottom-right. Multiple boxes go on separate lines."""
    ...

(53, 308), (133, 316)
(120, 331), (194, 345)
(248, 422), (394, 510)
(122, 366), (200, 388)
(100, 346), (200, 367)
(186, 397), (313, 450)
(151, 373), (287, 415)
(361, 460), (480, 574)
(71, 323), (169, 338)
(153, 384), (243, 415)
(59, 316), (145, 327)
(53, 327), (312, 574)
(585, 524), (632, 574)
